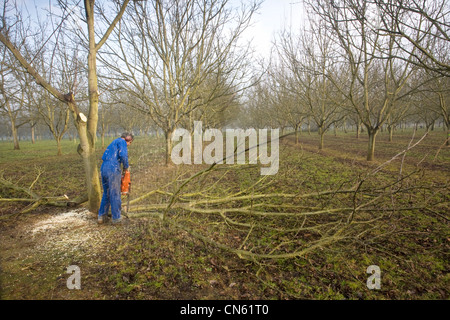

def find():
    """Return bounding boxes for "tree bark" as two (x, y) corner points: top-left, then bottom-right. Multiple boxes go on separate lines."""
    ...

(72, 105), (102, 213)
(388, 125), (394, 142)
(56, 138), (62, 156)
(437, 93), (449, 146)
(11, 119), (20, 150)
(367, 128), (378, 161)
(165, 130), (173, 166)
(31, 125), (35, 144)
(319, 126), (325, 150)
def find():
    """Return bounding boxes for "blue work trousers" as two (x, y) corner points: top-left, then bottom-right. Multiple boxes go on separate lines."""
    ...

(98, 163), (122, 220)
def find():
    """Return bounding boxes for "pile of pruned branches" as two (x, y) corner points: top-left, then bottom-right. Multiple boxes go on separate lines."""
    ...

(0, 168), (86, 219)
(128, 133), (449, 261)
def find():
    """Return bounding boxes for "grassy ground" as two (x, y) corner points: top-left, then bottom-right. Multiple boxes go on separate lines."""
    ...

(0, 129), (448, 300)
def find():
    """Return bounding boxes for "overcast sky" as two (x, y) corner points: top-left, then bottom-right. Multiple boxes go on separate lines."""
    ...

(242, 0), (306, 60)
(19, 0), (307, 60)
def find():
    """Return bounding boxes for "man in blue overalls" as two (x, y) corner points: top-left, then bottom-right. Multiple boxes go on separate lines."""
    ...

(98, 132), (133, 224)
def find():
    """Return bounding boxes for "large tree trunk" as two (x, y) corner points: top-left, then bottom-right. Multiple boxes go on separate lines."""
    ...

(56, 137), (62, 156)
(84, 55), (101, 212)
(356, 122), (361, 139)
(438, 93), (449, 146)
(165, 130), (173, 166)
(388, 125), (394, 142)
(31, 125), (35, 144)
(0, 0), (130, 214)
(101, 122), (106, 149)
(73, 107), (102, 213)
(80, 0), (120, 213)
(445, 120), (450, 146)
(11, 120), (20, 150)
(319, 126), (325, 150)
(366, 128), (378, 161)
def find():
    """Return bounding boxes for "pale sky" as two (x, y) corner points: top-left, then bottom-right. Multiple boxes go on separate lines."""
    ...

(242, 0), (306, 60)
(19, 0), (307, 60)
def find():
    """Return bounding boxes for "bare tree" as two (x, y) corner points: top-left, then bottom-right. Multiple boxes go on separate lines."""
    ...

(0, 46), (32, 150)
(264, 63), (306, 142)
(34, 92), (71, 155)
(274, 74), (306, 144)
(374, 0), (450, 143)
(419, 70), (450, 144)
(239, 78), (274, 130)
(276, 21), (346, 150)
(26, 31), (84, 156)
(0, 0), (130, 212)
(306, 0), (420, 161)
(433, 77), (450, 144)
(375, 0), (450, 77)
(101, 0), (261, 165)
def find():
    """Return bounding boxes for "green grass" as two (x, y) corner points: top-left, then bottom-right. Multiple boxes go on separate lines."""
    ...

(0, 139), (84, 163)
(0, 135), (160, 199)
(0, 130), (448, 300)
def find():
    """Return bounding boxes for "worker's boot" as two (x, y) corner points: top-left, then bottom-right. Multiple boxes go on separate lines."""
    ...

(111, 218), (121, 224)
(111, 217), (129, 225)
(97, 214), (109, 224)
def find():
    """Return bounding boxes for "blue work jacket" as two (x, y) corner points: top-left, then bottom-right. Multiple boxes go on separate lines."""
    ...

(101, 137), (129, 171)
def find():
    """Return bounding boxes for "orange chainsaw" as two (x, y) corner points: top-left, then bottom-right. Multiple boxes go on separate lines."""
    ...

(121, 168), (131, 217)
